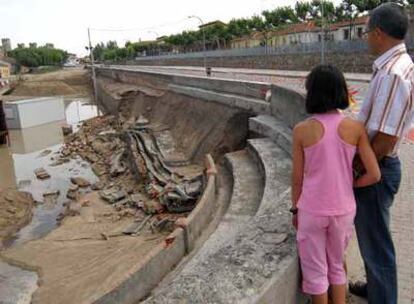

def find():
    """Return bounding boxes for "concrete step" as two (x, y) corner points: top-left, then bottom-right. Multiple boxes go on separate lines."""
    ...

(142, 146), (306, 303)
(224, 150), (264, 217)
(249, 115), (292, 157)
(169, 84), (270, 115)
(247, 138), (291, 216)
(142, 149), (267, 303)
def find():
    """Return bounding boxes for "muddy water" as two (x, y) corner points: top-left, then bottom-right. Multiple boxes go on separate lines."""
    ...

(0, 97), (98, 304)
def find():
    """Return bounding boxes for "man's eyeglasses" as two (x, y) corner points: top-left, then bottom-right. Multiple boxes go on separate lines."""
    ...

(362, 28), (374, 36)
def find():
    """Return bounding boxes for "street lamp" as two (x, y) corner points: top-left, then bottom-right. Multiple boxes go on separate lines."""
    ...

(321, 0), (325, 64)
(188, 15), (208, 76)
(87, 28), (99, 112)
(148, 30), (160, 57)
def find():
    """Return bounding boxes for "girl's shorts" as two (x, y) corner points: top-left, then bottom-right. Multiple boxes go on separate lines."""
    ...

(296, 209), (355, 295)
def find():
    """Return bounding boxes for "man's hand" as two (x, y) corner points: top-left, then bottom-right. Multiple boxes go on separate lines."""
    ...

(371, 132), (399, 161)
(353, 131), (398, 177)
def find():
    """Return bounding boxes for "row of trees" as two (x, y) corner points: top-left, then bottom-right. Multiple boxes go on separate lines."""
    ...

(92, 40), (172, 61)
(92, 0), (414, 61)
(8, 43), (69, 67)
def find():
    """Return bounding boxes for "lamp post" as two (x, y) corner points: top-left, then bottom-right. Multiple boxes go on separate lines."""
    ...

(188, 15), (208, 76)
(321, 0), (325, 64)
(87, 28), (99, 112)
(148, 30), (160, 57)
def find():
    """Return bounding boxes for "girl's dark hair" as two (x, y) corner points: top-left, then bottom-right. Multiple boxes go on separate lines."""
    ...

(305, 64), (349, 114)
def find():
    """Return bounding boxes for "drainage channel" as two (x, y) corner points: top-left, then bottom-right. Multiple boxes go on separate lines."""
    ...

(0, 97), (98, 304)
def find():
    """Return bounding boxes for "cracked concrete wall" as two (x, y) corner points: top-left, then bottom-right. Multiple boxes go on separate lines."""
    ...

(96, 75), (252, 163)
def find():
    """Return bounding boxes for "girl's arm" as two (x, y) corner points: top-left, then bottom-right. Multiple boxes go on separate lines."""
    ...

(291, 125), (305, 209)
(354, 128), (381, 188)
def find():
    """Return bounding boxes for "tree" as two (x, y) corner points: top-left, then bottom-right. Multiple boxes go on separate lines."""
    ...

(227, 18), (251, 38)
(29, 42), (37, 48)
(106, 40), (118, 50)
(295, 1), (313, 22)
(262, 6), (298, 27)
(93, 42), (105, 61)
(9, 45), (68, 67)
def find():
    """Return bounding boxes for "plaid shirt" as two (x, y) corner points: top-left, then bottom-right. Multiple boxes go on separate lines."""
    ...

(358, 43), (414, 156)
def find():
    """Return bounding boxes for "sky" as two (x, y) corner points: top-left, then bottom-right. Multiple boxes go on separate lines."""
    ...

(0, 0), (342, 56)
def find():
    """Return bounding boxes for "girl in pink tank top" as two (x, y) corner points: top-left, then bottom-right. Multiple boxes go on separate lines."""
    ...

(291, 65), (380, 304)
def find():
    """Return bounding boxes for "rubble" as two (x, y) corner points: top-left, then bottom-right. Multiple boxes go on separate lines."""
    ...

(66, 184), (79, 200)
(99, 187), (127, 204)
(34, 168), (51, 180)
(43, 190), (60, 205)
(55, 114), (205, 228)
(49, 158), (70, 167)
(143, 200), (164, 214)
(61, 124), (73, 136)
(70, 177), (90, 188)
(38, 149), (52, 157)
(91, 181), (105, 191)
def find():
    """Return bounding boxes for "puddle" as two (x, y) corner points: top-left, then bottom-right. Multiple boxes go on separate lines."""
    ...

(0, 97), (98, 303)
(9, 144), (98, 246)
(0, 261), (38, 304)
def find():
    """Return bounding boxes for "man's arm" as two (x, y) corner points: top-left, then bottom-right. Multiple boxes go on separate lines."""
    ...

(370, 132), (399, 161)
(353, 131), (398, 174)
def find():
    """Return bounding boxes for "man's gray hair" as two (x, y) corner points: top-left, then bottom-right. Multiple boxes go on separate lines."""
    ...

(369, 2), (408, 40)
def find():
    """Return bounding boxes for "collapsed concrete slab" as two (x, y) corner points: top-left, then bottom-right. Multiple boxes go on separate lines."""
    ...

(143, 138), (304, 304)
(91, 67), (308, 303)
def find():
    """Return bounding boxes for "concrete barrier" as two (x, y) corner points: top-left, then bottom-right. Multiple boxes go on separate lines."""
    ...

(96, 66), (271, 101)
(180, 154), (217, 253)
(94, 155), (219, 303)
(270, 84), (308, 129)
(169, 84), (270, 115)
(246, 138), (308, 304)
(249, 115), (293, 156)
(94, 228), (186, 304)
(250, 254), (308, 304)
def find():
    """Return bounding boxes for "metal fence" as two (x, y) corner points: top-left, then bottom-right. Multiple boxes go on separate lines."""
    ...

(133, 40), (374, 61)
(134, 39), (414, 61)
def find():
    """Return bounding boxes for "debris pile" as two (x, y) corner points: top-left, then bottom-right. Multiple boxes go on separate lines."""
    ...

(54, 114), (205, 233)
(125, 117), (203, 213)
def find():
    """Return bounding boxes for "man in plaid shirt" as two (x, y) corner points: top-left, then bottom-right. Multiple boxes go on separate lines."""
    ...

(350, 3), (414, 304)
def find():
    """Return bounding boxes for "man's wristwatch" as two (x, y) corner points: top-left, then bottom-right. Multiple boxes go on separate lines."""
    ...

(289, 207), (298, 215)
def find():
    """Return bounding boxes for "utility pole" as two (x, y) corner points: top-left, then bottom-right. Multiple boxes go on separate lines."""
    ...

(87, 28), (99, 111)
(321, 0), (325, 64)
(148, 30), (160, 58)
(188, 15), (208, 76)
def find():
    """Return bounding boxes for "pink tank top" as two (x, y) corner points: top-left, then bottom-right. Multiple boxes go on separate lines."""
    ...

(297, 112), (357, 216)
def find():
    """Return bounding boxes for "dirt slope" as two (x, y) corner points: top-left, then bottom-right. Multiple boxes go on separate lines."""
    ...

(10, 68), (92, 97)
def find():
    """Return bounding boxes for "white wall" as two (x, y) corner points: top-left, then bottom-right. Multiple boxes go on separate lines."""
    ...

(6, 97), (65, 129)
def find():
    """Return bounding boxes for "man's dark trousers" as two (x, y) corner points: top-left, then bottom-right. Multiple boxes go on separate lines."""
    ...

(354, 157), (401, 304)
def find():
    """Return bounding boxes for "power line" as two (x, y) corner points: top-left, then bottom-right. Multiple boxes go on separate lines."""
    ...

(90, 17), (191, 33)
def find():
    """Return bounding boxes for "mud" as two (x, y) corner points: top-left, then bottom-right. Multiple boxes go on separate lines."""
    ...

(0, 189), (34, 248)
(10, 68), (92, 97)
(1, 192), (166, 304)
